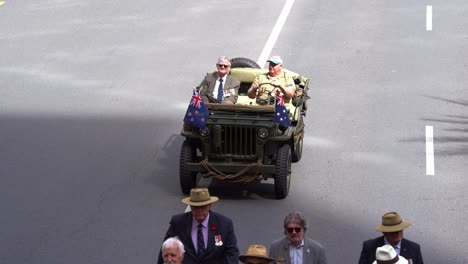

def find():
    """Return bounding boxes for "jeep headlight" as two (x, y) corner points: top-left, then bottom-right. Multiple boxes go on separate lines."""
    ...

(257, 128), (269, 139)
(199, 127), (210, 137)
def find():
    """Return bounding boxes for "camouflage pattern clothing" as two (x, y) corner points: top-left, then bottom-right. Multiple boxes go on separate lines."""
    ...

(253, 72), (296, 104)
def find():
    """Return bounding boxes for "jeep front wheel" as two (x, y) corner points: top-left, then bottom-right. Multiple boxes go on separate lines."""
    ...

(292, 135), (303, 162)
(179, 140), (198, 194)
(274, 144), (292, 199)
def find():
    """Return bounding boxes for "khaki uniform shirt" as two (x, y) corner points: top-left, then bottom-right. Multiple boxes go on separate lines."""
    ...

(253, 72), (295, 104)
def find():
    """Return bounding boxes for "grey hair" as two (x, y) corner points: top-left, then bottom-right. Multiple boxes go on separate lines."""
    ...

(217, 56), (231, 66)
(162, 237), (185, 256)
(283, 211), (308, 234)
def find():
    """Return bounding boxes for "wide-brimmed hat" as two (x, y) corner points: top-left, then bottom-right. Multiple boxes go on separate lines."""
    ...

(267, 55), (283, 65)
(372, 245), (409, 264)
(376, 212), (411, 232)
(239, 245), (274, 263)
(181, 188), (219, 206)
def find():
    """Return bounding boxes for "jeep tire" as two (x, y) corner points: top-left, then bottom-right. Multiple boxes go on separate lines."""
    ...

(230, 57), (261, 69)
(179, 140), (198, 194)
(274, 144), (292, 199)
(292, 135), (303, 162)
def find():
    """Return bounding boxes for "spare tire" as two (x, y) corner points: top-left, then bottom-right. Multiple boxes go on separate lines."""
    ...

(230, 57), (261, 69)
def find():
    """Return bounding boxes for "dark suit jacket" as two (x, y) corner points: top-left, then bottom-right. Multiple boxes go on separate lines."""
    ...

(358, 236), (424, 264)
(158, 211), (239, 264)
(199, 72), (240, 104)
(269, 237), (328, 264)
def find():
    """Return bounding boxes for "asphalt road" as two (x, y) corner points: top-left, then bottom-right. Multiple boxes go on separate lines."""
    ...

(1, 1), (467, 263)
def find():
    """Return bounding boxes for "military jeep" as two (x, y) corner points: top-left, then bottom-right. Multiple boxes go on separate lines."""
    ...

(179, 57), (309, 199)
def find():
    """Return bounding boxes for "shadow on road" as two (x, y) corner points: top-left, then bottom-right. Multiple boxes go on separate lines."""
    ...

(398, 95), (468, 156)
(1, 112), (466, 264)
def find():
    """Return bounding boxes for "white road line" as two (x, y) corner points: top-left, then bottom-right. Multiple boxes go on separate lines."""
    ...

(426, 5), (432, 31)
(426, 126), (435, 175)
(257, 0), (296, 68)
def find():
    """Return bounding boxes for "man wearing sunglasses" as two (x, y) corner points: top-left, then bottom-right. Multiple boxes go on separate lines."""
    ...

(199, 56), (240, 104)
(269, 211), (328, 264)
(247, 55), (296, 105)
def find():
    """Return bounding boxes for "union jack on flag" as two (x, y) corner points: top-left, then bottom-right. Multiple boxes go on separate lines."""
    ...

(190, 89), (203, 108)
(273, 91), (290, 127)
(184, 88), (208, 128)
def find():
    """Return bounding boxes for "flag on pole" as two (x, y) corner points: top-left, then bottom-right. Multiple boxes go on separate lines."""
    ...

(273, 91), (290, 127)
(183, 88), (208, 128)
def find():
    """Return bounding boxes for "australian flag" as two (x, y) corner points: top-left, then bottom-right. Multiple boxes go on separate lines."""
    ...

(184, 88), (208, 128)
(273, 91), (291, 127)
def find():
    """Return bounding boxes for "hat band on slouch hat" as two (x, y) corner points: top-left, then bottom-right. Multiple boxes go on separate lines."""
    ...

(377, 256), (400, 264)
(383, 219), (402, 226)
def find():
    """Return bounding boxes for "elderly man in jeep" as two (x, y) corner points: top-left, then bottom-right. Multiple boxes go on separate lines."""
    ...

(247, 56), (296, 105)
(199, 56), (240, 104)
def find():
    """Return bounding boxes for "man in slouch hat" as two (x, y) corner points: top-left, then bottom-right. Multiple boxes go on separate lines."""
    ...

(358, 212), (423, 264)
(157, 188), (239, 264)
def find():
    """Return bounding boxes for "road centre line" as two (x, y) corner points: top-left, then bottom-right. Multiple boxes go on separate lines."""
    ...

(426, 5), (432, 31)
(0, 1), (5, 6)
(426, 126), (435, 175)
(257, 0), (296, 68)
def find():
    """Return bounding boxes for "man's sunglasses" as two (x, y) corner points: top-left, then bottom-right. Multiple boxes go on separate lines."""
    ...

(217, 64), (230, 68)
(287, 227), (302, 233)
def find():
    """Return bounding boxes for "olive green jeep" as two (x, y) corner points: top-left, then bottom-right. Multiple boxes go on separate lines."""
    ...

(179, 57), (309, 199)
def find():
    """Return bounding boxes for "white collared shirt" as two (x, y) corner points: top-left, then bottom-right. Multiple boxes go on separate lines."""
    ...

(212, 75), (227, 98)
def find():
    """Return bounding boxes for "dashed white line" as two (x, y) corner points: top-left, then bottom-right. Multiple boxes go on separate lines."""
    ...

(426, 126), (435, 175)
(257, 0), (295, 68)
(426, 5), (432, 31)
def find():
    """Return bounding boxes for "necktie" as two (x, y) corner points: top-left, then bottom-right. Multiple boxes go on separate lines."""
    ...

(217, 79), (224, 103)
(197, 223), (205, 256)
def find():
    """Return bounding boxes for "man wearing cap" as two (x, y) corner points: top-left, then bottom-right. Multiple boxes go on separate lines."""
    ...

(247, 55), (296, 105)
(157, 188), (239, 264)
(199, 56), (240, 104)
(269, 211), (328, 264)
(239, 245), (274, 264)
(358, 212), (424, 264)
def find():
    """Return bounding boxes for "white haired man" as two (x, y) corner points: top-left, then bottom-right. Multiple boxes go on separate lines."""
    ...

(199, 56), (240, 104)
(161, 237), (185, 264)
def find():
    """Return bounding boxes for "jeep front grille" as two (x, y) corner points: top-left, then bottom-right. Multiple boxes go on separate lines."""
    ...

(211, 125), (257, 157)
